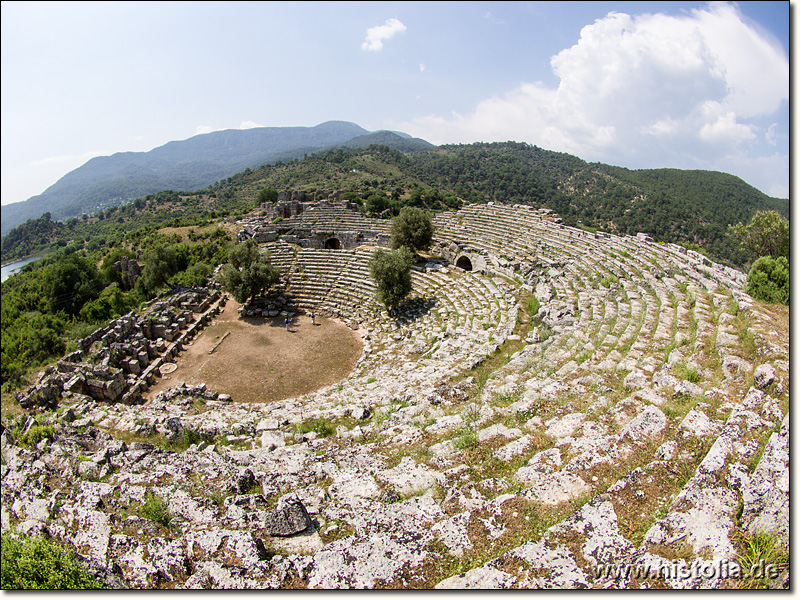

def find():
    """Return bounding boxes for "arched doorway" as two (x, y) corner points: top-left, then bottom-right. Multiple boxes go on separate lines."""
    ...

(456, 256), (473, 271)
(324, 238), (341, 249)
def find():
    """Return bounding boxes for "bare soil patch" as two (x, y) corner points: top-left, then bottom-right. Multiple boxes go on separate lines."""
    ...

(146, 299), (363, 404)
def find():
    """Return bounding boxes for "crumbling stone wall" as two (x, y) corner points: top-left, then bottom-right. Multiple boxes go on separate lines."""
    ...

(15, 289), (222, 410)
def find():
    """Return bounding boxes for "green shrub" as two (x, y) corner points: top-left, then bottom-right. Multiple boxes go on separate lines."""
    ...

(600, 274), (619, 288)
(16, 424), (56, 447)
(182, 428), (202, 447)
(368, 247), (414, 311)
(136, 490), (172, 527)
(747, 256), (789, 305)
(1, 532), (105, 589)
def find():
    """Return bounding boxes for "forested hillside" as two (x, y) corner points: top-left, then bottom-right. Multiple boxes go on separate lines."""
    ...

(1, 140), (789, 398)
(2, 142), (787, 270)
(221, 142), (787, 268)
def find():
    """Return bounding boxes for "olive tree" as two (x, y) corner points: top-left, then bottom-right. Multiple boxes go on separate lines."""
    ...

(368, 247), (414, 313)
(141, 244), (177, 294)
(747, 256), (789, 305)
(220, 239), (279, 304)
(257, 188), (279, 205)
(390, 207), (434, 253)
(730, 210), (790, 261)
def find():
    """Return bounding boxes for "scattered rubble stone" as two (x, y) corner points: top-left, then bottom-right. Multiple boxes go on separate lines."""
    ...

(0, 202), (786, 590)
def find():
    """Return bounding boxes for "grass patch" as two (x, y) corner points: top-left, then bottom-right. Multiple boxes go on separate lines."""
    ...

(600, 274), (619, 288)
(731, 530), (788, 589)
(491, 391), (521, 407)
(296, 416), (335, 438)
(525, 295), (540, 319)
(734, 316), (758, 361)
(13, 424), (56, 447)
(453, 428), (478, 450)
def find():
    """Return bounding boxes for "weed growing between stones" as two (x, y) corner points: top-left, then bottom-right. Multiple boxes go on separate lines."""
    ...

(525, 295), (540, 319)
(453, 427), (478, 450)
(13, 423), (56, 447)
(137, 490), (172, 528)
(734, 315), (758, 361)
(98, 424), (209, 454)
(731, 530), (788, 589)
(296, 416), (335, 438)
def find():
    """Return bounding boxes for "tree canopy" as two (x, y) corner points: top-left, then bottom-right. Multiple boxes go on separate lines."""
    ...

(390, 207), (434, 253)
(746, 256), (789, 305)
(257, 188), (279, 204)
(220, 239), (279, 304)
(730, 210), (790, 262)
(45, 253), (103, 316)
(368, 247), (415, 312)
(140, 244), (178, 294)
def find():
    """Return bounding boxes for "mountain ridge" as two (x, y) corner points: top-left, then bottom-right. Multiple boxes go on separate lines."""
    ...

(0, 121), (433, 236)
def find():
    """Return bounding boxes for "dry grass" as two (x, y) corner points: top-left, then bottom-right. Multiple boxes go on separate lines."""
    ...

(145, 299), (362, 404)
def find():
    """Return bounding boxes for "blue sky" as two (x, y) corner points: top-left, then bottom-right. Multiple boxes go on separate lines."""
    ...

(0, 1), (790, 207)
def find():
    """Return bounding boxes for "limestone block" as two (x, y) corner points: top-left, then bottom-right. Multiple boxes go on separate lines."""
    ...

(753, 363), (776, 390)
(436, 567), (516, 589)
(522, 471), (590, 505)
(618, 405), (666, 443)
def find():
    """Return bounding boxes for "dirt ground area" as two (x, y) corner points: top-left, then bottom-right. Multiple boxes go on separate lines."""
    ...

(145, 299), (363, 404)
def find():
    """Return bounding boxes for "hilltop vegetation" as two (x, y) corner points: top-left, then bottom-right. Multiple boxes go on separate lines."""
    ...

(208, 142), (788, 269)
(2, 142), (787, 271)
(2, 142), (789, 269)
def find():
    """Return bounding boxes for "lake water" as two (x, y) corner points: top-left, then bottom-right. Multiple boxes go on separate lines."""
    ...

(1, 256), (42, 282)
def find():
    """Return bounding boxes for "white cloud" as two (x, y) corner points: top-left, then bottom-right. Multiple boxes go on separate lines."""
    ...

(30, 150), (109, 167)
(400, 2), (788, 194)
(420, 63), (426, 72)
(483, 12), (505, 25)
(765, 123), (778, 146)
(361, 18), (406, 52)
(697, 105), (756, 144)
(196, 121), (264, 136)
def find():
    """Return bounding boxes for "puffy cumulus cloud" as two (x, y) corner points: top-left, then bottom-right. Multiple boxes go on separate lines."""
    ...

(401, 2), (788, 194)
(239, 120), (263, 129)
(361, 18), (406, 52)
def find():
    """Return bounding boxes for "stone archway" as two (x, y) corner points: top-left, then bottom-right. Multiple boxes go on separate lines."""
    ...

(324, 238), (341, 250)
(456, 256), (473, 271)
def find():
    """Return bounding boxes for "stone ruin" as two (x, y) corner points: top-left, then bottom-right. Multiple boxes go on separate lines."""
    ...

(114, 254), (143, 290)
(240, 196), (390, 250)
(0, 202), (789, 590)
(13, 289), (224, 411)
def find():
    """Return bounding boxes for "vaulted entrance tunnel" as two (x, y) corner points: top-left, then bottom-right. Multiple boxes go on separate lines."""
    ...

(456, 256), (473, 271)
